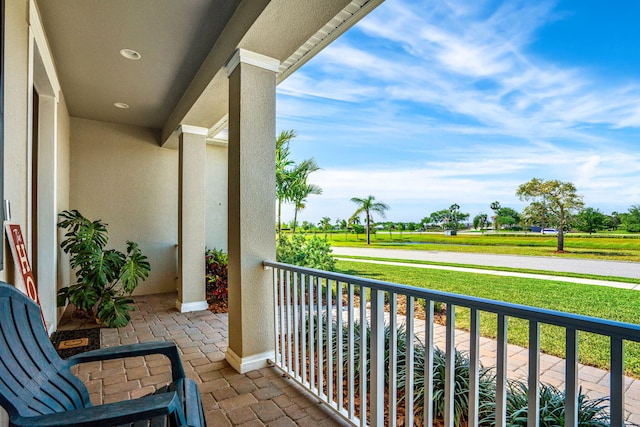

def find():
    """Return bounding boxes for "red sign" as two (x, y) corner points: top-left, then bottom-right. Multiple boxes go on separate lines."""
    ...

(6, 223), (46, 326)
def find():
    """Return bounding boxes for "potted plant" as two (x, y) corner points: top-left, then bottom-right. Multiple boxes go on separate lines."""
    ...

(57, 210), (151, 327)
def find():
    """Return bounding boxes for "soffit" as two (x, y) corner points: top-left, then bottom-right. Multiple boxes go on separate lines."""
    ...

(34, 0), (383, 146)
(35, 0), (244, 129)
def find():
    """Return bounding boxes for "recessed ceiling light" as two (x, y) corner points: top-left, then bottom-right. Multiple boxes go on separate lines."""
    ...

(114, 102), (130, 109)
(120, 48), (141, 60)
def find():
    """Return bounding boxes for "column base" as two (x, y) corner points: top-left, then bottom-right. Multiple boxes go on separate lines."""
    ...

(226, 348), (275, 373)
(175, 300), (209, 313)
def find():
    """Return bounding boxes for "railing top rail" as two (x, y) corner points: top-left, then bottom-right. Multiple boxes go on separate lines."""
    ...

(264, 260), (640, 342)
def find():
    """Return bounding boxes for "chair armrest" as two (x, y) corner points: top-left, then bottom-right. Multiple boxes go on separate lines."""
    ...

(67, 340), (186, 381)
(11, 392), (189, 427)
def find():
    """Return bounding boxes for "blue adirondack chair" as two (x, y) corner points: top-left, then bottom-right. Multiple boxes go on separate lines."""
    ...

(0, 281), (206, 427)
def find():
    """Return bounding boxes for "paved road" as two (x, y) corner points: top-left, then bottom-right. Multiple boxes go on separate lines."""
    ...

(331, 247), (640, 280)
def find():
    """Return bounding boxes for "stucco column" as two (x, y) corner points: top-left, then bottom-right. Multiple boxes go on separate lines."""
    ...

(225, 49), (279, 373)
(177, 125), (208, 312)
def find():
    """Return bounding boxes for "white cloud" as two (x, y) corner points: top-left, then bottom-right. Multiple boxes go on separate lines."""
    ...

(276, 0), (640, 222)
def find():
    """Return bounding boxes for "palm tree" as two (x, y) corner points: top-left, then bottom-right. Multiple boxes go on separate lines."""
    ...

(350, 195), (390, 245)
(490, 201), (501, 232)
(276, 130), (296, 237)
(291, 181), (322, 233)
(275, 130), (321, 238)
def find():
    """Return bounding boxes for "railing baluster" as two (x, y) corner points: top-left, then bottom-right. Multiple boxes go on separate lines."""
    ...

(424, 300), (434, 427)
(309, 273), (315, 392)
(359, 285), (367, 427)
(317, 276), (324, 399)
(327, 279), (334, 405)
(610, 336), (625, 427)
(444, 303), (456, 427)
(389, 292), (398, 427)
(293, 272), (300, 379)
(336, 281), (344, 414)
(496, 314), (508, 427)
(273, 267), (280, 366)
(528, 320), (540, 427)
(406, 296), (415, 427)
(279, 268), (285, 368)
(370, 289), (384, 426)
(468, 308), (480, 427)
(348, 283), (355, 421)
(301, 273), (308, 386)
(285, 270), (292, 374)
(565, 328), (578, 427)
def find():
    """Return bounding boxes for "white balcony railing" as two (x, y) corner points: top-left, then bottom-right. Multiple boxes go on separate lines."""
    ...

(264, 260), (640, 427)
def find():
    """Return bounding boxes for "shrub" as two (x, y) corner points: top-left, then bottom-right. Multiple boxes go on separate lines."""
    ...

(488, 381), (611, 427)
(276, 234), (335, 271)
(405, 345), (496, 426)
(304, 315), (494, 426)
(205, 248), (228, 303)
(302, 314), (609, 426)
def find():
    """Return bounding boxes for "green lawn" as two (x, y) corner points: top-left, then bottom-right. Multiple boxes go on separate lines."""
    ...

(320, 231), (640, 262)
(335, 259), (640, 377)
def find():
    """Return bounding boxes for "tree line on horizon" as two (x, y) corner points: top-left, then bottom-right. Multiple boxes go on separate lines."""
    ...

(275, 130), (640, 251)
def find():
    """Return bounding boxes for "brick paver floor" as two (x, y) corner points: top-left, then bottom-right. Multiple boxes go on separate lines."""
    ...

(60, 292), (640, 425)
(61, 292), (349, 426)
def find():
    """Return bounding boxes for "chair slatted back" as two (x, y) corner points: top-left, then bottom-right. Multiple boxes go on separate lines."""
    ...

(0, 282), (92, 419)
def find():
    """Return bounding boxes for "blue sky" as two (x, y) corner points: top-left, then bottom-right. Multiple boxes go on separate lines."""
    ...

(275, 0), (640, 224)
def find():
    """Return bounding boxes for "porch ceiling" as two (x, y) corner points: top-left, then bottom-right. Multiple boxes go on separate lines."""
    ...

(35, 0), (382, 146)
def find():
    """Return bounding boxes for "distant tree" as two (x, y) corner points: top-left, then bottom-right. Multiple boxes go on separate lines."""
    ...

(426, 210), (450, 229)
(605, 212), (621, 231)
(350, 195), (390, 245)
(619, 205), (640, 232)
(406, 222), (417, 231)
(318, 217), (332, 239)
(473, 213), (489, 234)
(496, 207), (521, 230)
(397, 222), (406, 238)
(383, 221), (395, 238)
(490, 201), (501, 231)
(521, 201), (557, 231)
(575, 207), (607, 234)
(517, 178), (584, 251)
(448, 204), (463, 231)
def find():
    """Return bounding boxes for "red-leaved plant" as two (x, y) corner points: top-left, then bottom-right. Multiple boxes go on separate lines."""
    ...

(205, 248), (228, 303)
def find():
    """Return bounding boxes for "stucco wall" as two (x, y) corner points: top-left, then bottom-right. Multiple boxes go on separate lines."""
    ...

(206, 144), (228, 252)
(2, 2), (29, 425)
(2, 0), (30, 290)
(69, 118), (179, 295)
(56, 94), (71, 316)
(69, 118), (228, 295)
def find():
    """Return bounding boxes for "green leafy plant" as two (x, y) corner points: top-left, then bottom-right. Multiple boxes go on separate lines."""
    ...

(486, 381), (611, 427)
(57, 210), (150, 327)
(276, 234), (335, 271)
(205, 248), (228, 303)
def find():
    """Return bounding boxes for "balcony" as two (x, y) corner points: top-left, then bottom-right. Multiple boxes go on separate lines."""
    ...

(61, 263), (640, 426)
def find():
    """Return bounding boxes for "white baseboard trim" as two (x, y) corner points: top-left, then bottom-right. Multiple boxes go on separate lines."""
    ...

(175, 300), (209, 313)
(226, 348), (275, 373)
